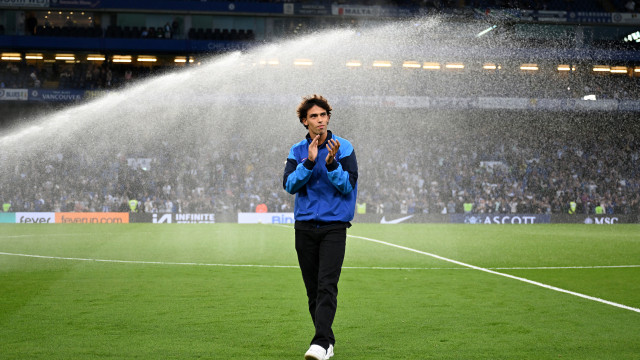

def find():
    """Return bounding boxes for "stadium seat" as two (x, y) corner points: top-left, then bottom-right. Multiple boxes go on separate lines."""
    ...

(196, 28), (205, 40)
(213, 28), (222, 40)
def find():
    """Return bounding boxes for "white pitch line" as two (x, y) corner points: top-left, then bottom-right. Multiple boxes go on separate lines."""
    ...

(0, 252), (301, 268)
(492, 265), (640, 270)
(347, 234), (640, 314)
(1, 251), (639, 273)
(0, 232), (152, 239)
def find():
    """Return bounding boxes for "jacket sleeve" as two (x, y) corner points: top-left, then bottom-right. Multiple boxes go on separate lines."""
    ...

(283, 152), (315, 195)
(326, 148), (358, 195)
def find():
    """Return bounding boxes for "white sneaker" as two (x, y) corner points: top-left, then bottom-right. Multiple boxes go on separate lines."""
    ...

(304, 345), (327, 360)
(326, 344), (334, 359)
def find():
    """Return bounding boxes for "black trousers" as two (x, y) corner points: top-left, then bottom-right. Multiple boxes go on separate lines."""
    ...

(295, 223), (347, 350)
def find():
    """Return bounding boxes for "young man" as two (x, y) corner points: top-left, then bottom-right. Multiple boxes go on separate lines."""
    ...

(283, 95), (358, 360)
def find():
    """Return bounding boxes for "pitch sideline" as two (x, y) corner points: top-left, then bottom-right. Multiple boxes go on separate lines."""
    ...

(1, 250), (638, 272)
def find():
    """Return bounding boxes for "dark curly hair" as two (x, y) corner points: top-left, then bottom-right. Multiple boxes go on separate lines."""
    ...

(296, 94), (332, 129)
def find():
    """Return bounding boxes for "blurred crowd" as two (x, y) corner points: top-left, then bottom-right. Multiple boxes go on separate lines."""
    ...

(356, 117), (640, 216)
(2, 115), (639, 216)
(0, 62), (170, 90)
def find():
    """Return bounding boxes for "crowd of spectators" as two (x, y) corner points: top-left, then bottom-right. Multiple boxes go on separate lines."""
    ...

(2, 112), (640, 217)
(0, 61), (171, 90)
(355, 115), (640, 216)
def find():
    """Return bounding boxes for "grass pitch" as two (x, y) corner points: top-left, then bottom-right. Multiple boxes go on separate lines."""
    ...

(1, 223), (639, 359)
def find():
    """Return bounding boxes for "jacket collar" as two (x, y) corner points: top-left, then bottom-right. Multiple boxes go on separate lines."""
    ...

(306, 130), (333, 147)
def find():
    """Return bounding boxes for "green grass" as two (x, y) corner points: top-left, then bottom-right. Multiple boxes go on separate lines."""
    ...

(1, 224), (639, 359)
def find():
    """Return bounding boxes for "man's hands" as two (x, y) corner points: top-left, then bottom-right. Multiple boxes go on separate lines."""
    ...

(308, 135), (320, 162)
(308, 135), (340, 165)
(325, 138), (340, 165)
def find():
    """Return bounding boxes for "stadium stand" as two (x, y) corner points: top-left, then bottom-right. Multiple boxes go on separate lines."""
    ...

(2, 0), (640, 216)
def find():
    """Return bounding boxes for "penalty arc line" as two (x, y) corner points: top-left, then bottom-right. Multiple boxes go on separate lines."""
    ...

(347, 234), (640, 314)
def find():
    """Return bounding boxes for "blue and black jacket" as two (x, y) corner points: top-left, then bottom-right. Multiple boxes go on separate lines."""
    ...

(283, 131), (358, 225)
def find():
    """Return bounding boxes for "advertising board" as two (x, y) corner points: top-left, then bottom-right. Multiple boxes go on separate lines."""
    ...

(450, 214), (551, 224)
(0, 89), (28, 101)
(15, 212), (55, 223)
(129, 213), (215, 223)
(55, 212), (129, 224)
(552, 214), (636, 224)
(238, 212), (294, 224)
(172, 213), (215, 224)
(353, 214), (450, 224)
(29, 89), (84, 102)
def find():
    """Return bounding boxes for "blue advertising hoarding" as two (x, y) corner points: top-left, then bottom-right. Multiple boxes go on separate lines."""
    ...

(29, 89), (84, 102)
(450, 214), (551, 224)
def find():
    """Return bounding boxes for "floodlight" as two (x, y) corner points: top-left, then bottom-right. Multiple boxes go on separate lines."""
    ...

(372, 60), (392, 68)
(592, 65), (610, 72)
(25, 53), (44, 60)
(112, 55), (132, 63)
(87, 54), (105, 61)
(445, 63), (464, 69)
(293, 59), (313, 66)
(422, 62), (440, 70)
(137, 56), (157, 62)
(402, 61), (421, 69)
(520, 64), (539, 71)
(55, 54), (75, 61)
(174, 56), (194, 63)
(1, 53), (21, 61)
(610, 66), (628, 74)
